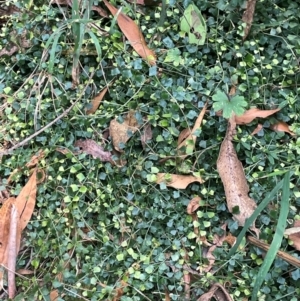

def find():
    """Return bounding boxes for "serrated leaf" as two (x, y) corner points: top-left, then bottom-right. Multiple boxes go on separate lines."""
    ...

(180, 3), (207, 45)
(213, 90), (247, 118)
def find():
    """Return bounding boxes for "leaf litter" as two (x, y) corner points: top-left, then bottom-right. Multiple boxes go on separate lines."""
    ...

(103, 0), (156, 65)
(270, 121), (296, 136)
(110, 110), (140, 152)
(86, 86), (109, 115)
(235, 107), (280, 124)
(217, 116), (259, 235)
(177, 102), (207, 159)
(156, 173), (204, 189)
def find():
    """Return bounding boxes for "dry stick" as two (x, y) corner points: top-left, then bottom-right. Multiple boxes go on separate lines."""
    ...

(0, 100), (80, 156)
(247, 236), (300, 268)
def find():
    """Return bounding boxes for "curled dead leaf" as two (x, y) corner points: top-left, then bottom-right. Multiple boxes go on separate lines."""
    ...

(187, 196), (202, 214)
(15, 169), (37, 231)
(26, 150), (45, 168)
(0, 198), (15, 266)
(270, 121), (296, 136)
(177, 102), (207, 159)
(235, 107), (280, 125)
(110, 111), (140, 152)
(141, 123), (153, 149)
(156, 173), (204, 189)
(8, 204), (19, 299)
(242, 0), (257, 41)
(75, 139), (112, 162)
(286, 220), (300, 251)
(217, 117), (258, 233)
(197, 283), (233, 301)
(251, 123), (263, 136)
(103, 0), (156, 65)
(86, 86), (109, 115)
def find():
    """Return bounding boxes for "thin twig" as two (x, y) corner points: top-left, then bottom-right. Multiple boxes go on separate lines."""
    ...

(247, 236), (300, 268)
(0, 99), (80, 156)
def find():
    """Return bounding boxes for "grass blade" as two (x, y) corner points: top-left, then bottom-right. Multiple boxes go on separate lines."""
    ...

(251, 171), (290, 301)
(86, 31), (102, 61)
(228, 178), (284, 257)
(47, 31), (62, 74)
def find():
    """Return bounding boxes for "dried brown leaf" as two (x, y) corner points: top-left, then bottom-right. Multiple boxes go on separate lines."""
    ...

(217, 117), (258, 232)
(86, 87), (109, 115)
(224, 233), (236, 247)
(26, 150), (45, 168)
(141, 123), (153, 149)
(156, 173), (204, 189)
(110, 111), (140, 152)
(177, 102), (207, 159)
(103, 0), (156, 65)
(197, 283), (233, 301)
(72, 65), (79, 88)
(187, 196), (202, 214)
(270, 121), (296, 136)
(177, 128), (190, 146)
(91, 5), (108, 17)
(16, 269), (34, 275)
(75, 139), (112, 162)
(165, 289), (171, 301)
(235, 107), (280, 125)
(15, 169), (37, 231)
(287, 220), (300, 251)
(0, 198), (15, 266)
(50, 290), (59, 301)
(7, 204), (20, 299)
(242, 0), (257, 41)
(251, 123), (263, 136)
(203, 224), (227, 273)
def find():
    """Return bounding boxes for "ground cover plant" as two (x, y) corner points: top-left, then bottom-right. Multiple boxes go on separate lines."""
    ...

(0, 0), (300, 300)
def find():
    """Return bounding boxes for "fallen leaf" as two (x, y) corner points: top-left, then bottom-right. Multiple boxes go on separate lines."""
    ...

(110, 111), (140, 152)
(251, 123), (263, 136)
(177, 128), (191, 145)
(235, 107), (280, 125)
(103, 0), (156, 65)
(270, 121), (296, 136)
(99, 280), (128, 301)
(242, 0), (257, 41)
(71, 64), (79, 88)
(141, 123), (153, 149)
(75, 139), (112, 162)
(86, 86), (109, 115)
(287, 220), (300, 251)
(16, 269), (34, 275)
(177, 102), (207, 159)
(7, 204), (20, 299)
(165, 289), (171, 301)
(15, 169), (37, 231)
(204, 223), (227, 273)
(26, 150), (45, 168)
(217, 117), (258, 233)
(156, 173), (204, 189)
(187, 196), (202, 214)
(197, 283), (233, 301)
(224, 233), (236, 246)
(0, 198), (15, 266)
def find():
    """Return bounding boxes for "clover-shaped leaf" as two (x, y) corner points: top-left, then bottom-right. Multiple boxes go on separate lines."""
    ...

(212, 90), (247, 118)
